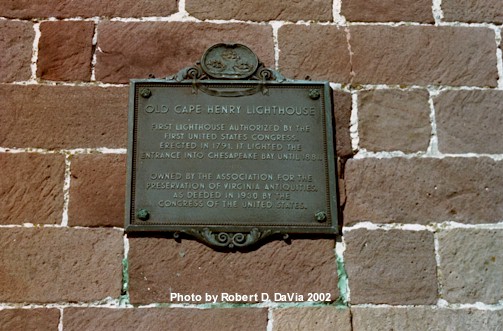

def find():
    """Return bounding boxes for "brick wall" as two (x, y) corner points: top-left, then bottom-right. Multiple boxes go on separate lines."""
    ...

(1, 1), (503, 330)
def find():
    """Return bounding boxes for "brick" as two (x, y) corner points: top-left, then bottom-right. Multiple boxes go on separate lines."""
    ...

(435, 90), (503, 154)
(0, 309), (60, 331)
(0, 21), (33, 83)
(272, 307), (351, 331)
(443, 0), (503, 23)
(186, 0), (332, 21)
(278, 25), (352, 83)
(128, 238), (337, 304)
(438, 229), (503, 304)
(344, 158), (503, 225)
(334, 91), (353, 158)
(0, 0), (177, 19)
(358, 89), (431, 153)
(0, 153), (64, 225)
(0, 85), (128, 149)
(0, 228), (123, 303)
(352, 307), (503, 330)
(37, 21), (94, 82)
(341, 0), (433, 23)
(96, 22), (274, 83)
(69, 154), (126, 227)
(350, 26), (498, 86)
(344, 229), (437, 304)
(64, 307), (267, 331)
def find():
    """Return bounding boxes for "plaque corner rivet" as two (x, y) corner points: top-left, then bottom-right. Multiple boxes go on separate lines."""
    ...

(309, 89), (320, 100)
(137, 208), (150, 221)
(140, 88), (152, 98)
(315, 211), (327, 222)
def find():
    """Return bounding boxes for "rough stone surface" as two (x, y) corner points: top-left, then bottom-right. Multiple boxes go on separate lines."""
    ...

(341, 0), (433, 22)
(0, 0), (177, 18)
(186, 0), (332, 21)
(438, 229), (503, 304)
(350, 26), (498, 86)
(69, 154), (126, 227)
(352, 307), (503, 330)
(278, 25), (352, 83)
(96, 22), (274, 83)
(358, 89), (431, 153)
(344, 229), (437, 304)
(0, 153), (65, 225)
(435, 90), (503, 154)
(0, 21), (34, 83)
(64, 307), (267, 331)
(334, 91), (353, 158)
(0, 228), (123, 303)
(128, 238), (337, 304)
(37, 21), (94, 81)
(0, 309), (60, 331)
(272, 307), (351, 331)
(0, 85), (128, 149)
(443, 0), (503, 23)
(344, 158), (503, 225)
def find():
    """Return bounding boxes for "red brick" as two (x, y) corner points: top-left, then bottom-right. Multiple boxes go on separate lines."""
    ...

(350, 26), (498, 86)
(344, 229), (437, 305)
(443, 0), (503, 23)
(0, 153), (64, 225)
(128, 238), (337, 304)
(341, 0), (433, 22)
(64, 307), (267, 331)
(96, 22), (274, 83)
(0, 309), (60, 331)
(0, 228), (123, 303)
(69, 154), (126, 227)
(344, 158), (503, 225)
(0, 85), (128, 149)
(0, 21), (33, 83)
(37, 21), (94, 82)
(334, 90), (353, 158)
(272, 307), (351, 331)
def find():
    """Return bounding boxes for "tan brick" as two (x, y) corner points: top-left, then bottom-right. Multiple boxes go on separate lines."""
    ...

(0, 309), (60, 331)
(344, 229), (437, 305)
(341, 0), (433, 22)
(272, 307), (351, 331)
(358, 89), (431, 153)
(278, 25), (352, 83)
(0, 21), (33, 83)
(0, 153), (64, 225)
(37, 21), (94, 82)
(128, 238), (337, 304)
(0, 85), (128, 149)
(435, 90), (503, 154)
(334, 91), (353, 158)
(344, 158), (503, 225)
(350, 26), (498, 86)
(438, 229), (503, 304)
(69, 154), (126, 227)
(96, 22), (274, 83)
(186, 0), (332, 21)
(64, 307), (267, 331)
(0, 228), (123, 303)
(443, 0), (503, 23)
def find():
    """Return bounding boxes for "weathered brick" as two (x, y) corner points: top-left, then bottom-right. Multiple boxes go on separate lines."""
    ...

(443, 0), (503, 23)
(37, 21), (94, 82)
(334, 90), (353, 158)
(272, 307), (351, 331)
(186, 0), (332, 21)
(350, 26), (498, 86)
(344, 158), (503, 225)
(341, 0), (433, 22)
(128, 238), (337, 304)
(64, 307), (267, 331)
(0, 153), (64, 225)
(96, 22), (274, 83)
(0, 0), (177, 19)
(438, 229), (503, 304)
(0, 309), (60, 331)
(352, 307), (503, 330)
(0, 228), (123, 303)
(0, 85), (128, 149)
(358, 89), (431, 153)
(435, 90), (503, 154)
(344, 229), (437, 304)
(69, 154), (126, 227)
(278, 25), (352, 83)
(0, 21), (33, 83)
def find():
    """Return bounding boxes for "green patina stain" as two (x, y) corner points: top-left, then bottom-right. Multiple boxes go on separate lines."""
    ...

(120, 257), (130, 306)
(336, 254), (349, 306)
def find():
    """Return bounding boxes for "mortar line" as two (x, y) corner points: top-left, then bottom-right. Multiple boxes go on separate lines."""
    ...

(495, 26), (503, 89)
(333, 0), (346, 25)
(426, 87), (441, 156)
(120, 234), (132, 307)
(61, 153), (71, 227)
(432, 0), (444, 25)
(29, 22), (41, 82)
(349, 92), (359, 153)
(270, 21), (283, 71)
(58, 307), (63, 331)
(433, 232), (444, 302)
(266, 306), (274, 331)
(90, 18), (99, 82)
(0, 147), (127, 155)
(343, 221), (503, 232)
(335, 240), (350, 305)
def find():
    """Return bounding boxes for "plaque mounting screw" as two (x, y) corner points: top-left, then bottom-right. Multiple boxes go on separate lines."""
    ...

(309, 89), (320, 100)
(140, 88), (152, 98)
(315, 211), (327, 222)
(137, 209), (150, 221)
